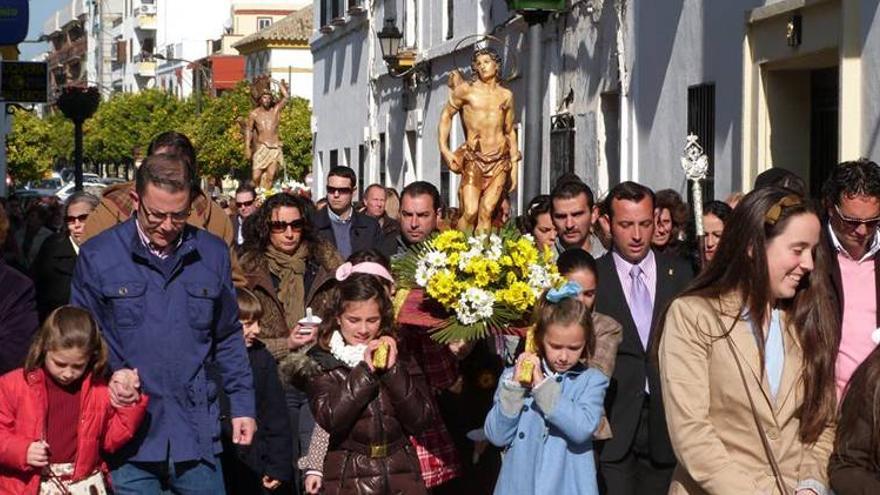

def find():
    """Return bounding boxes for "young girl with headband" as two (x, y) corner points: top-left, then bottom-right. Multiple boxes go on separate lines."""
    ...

(287, 272), (434, 494)
(484, 282), (609, 494)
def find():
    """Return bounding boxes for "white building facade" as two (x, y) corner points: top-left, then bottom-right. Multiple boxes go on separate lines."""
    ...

(234, 5), (314, 101)
(310, 0), (880, 207)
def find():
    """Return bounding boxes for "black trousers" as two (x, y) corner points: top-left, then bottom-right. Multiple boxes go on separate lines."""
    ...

(599, 398), (674, 495)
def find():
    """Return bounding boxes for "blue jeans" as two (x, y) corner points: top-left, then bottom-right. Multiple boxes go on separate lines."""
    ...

(110, 457), (225, 494)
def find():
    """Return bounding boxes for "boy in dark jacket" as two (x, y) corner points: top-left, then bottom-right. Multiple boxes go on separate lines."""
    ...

(218, 289), (294, 494)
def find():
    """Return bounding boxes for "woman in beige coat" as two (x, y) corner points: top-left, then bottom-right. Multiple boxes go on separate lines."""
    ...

(657, 187), (838, 495)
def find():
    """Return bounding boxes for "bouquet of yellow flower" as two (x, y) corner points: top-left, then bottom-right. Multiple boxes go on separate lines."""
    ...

(393, 226), (561, 343)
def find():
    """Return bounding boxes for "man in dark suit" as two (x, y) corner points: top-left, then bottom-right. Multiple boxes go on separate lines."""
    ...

(311, 166), (386, 258)
(594, 181), (694, 495)
(231, 183), (258, 246)
(363, 183), (401, 256)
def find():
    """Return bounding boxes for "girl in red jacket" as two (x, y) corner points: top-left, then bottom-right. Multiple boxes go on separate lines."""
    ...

(0, 305), (148, 495)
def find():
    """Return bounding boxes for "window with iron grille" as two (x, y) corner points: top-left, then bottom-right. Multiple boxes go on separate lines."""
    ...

(380, 133), (387, 186)
(358, 145), (366, 198)
(441, 162), (450, 207)
(445, 0), (454, 40)
(687, 83), (715, 200)
(550, 113), (575, 188)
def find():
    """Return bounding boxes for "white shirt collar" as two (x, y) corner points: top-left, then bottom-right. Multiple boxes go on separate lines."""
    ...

(827, 223), (880, 263)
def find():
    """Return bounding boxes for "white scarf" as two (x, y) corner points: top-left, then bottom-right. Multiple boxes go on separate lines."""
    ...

(329, 330), (367, 368)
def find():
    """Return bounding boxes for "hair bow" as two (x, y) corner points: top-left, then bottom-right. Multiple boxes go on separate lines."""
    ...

(764, 194), (802, 225)
(335, 261), (395, 284)
(546, 281), (583, 303)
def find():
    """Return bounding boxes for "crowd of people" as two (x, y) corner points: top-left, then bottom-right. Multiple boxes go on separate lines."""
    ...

(1, 130), (880, 495)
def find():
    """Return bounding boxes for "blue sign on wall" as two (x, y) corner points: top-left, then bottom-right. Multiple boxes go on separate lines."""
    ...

(0, 0), (29, 46)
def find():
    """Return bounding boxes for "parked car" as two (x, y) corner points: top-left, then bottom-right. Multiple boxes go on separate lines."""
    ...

(17, 177), (64, 197)
(55, 182), (106, 202)
(83, 173), (102, 184)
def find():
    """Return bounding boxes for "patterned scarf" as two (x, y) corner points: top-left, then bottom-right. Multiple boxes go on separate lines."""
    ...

(264, 243), (308, 328)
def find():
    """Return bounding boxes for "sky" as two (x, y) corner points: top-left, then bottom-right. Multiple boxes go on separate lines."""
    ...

(20, 0), (69, 61)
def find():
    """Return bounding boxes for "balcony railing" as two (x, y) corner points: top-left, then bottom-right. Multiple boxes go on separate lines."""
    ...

(134, 10), (157, 30)
(47, 37), (87, 68)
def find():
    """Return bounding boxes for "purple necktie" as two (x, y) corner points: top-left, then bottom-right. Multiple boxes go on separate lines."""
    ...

(629, 265), (653, 351)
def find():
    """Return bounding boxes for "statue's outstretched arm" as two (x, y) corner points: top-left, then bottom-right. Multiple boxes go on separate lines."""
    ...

(277, 80), (290, 110)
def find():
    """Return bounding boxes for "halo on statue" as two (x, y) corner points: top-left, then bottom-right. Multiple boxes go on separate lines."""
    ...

(451, 34), (519, 83)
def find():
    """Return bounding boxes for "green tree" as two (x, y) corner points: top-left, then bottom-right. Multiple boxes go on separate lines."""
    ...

(186, 83), (251, 179)
(84, 89), (193, 164)
(6, 108), (73, 182)
(187, 82), (312, 183)
(279, 96), (312, 182)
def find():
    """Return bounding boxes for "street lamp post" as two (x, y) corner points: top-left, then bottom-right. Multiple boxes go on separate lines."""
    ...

(376, 18), (430, 88)
(507, 0), (564, 202)
(56, 86), (100, 191)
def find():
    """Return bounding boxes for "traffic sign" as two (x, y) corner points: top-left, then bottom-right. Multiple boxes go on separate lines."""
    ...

(0, 61), (49, 103)
(0, 0), (28, 45)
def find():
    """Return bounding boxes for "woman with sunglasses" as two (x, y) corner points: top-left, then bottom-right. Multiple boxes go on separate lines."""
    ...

(239, 192), (342, 494)
(31, 192), (100, 321)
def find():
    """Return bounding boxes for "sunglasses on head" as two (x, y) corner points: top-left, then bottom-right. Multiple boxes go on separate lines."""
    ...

(65, 213), (89, 224)
(236, 199), (255, 208)
(327, 186), (353, 195)
(269, 219), (305, 233)
(834, 204), (880, 231)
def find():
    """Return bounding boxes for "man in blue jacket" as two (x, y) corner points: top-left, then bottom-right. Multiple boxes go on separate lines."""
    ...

(71, 153), (256, 493)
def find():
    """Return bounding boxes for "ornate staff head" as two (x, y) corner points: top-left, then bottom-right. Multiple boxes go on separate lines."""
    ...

(681, 134), (709, 236)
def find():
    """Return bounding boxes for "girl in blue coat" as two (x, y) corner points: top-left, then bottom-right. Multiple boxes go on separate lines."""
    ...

(484, 282), (609, 495)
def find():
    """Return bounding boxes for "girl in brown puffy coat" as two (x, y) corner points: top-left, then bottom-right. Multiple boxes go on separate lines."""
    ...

(288, 273), (433, 494)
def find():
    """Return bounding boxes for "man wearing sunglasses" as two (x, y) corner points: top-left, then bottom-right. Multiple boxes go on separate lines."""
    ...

(232, 183), (258, 246)
(71, 154), (256, 493)
(821, 160), (880, 398)
(311, 166), (385, 258)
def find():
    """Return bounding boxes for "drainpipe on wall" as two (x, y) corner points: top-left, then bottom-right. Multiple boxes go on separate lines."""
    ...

(522, 11), (549, 204)
(366, 0), (379, 185)
(616, 0), (634, 182)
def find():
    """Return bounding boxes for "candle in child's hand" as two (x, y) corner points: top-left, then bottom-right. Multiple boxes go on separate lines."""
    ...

(297, 307), (321, 335)
(517, 328), (537, 385)
(517, 360), (535, 386)
(373, 341), (390, 370)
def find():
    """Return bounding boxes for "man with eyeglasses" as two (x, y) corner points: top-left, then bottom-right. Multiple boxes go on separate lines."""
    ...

(311, 165), (385, 258)
(821, 160), (880, 398)
(232, 183), (258, 246)
(82, 131), (247, 287)
(71, 154), (256, 494)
